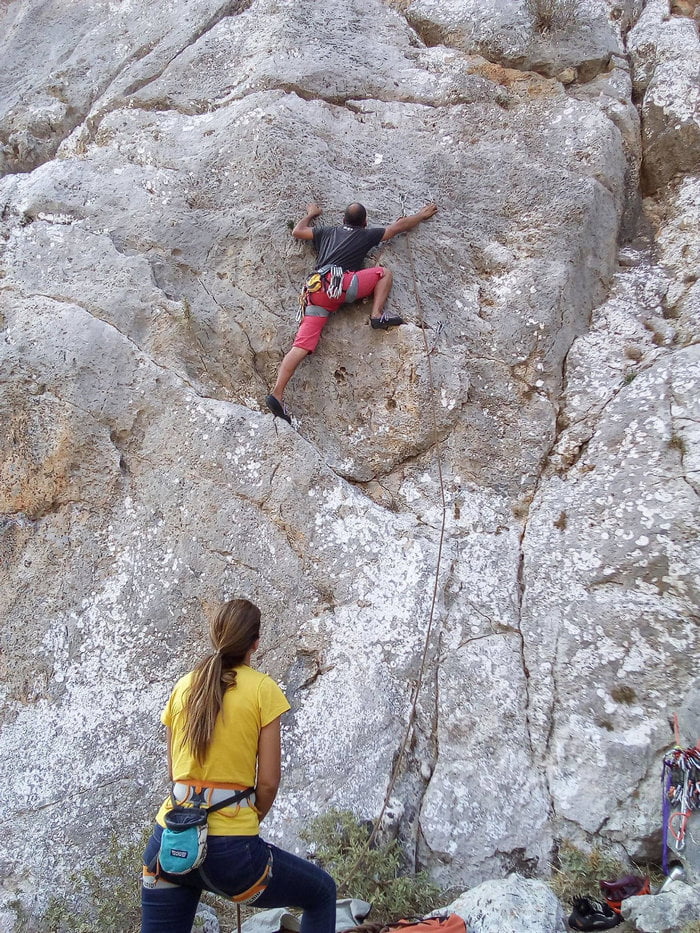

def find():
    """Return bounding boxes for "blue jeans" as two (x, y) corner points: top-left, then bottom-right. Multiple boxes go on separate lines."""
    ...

(141, 825), (336, 933)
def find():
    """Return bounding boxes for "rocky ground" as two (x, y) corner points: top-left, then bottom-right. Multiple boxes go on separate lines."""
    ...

(1, 0), (699, 929)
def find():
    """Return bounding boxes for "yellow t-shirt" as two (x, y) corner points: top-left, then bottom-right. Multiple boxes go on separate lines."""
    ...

(155, 664), (290, 835)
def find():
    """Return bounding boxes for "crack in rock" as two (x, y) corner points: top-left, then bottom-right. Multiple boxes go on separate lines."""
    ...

(120, 0), (254, 98)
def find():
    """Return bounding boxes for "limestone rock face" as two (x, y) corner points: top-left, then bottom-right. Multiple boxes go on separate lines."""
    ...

(398, 0), (632, 80)
(0, 0), (699, 926)
(622, 881), (700, 931)
(627, 0), (700, 192)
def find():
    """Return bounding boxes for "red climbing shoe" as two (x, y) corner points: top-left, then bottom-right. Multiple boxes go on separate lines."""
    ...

(599, 874), (650, 913)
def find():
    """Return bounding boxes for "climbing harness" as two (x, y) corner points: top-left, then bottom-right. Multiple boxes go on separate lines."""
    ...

(296, 264), (359, 323)
(144, 846), (271, 905)
(169, 781), (256, 809)
(154, 783), (254, 876)
(145, 781), (272, 908)
(199, 847), (273, 903)
(661, 714), (700, 873)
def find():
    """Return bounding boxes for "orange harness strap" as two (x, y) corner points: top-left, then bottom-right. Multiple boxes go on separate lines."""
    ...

(230, 857), (272, 903)
(196, 848), (273, 903)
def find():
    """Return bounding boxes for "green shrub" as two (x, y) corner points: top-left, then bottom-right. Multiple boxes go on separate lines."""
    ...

(669, 433), (687, 455)
(34, 828), (151, 933)
(300, 809), (443, 923)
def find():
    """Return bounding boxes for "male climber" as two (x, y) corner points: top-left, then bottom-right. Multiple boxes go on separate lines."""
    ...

(265, 199), (438, 423)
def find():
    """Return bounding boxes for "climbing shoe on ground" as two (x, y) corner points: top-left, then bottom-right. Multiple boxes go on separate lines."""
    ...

(265, 395), (292, 425)
(568, 897), (623, 930)
(371, 313), (405, 330)
(599, 874), (650, 913)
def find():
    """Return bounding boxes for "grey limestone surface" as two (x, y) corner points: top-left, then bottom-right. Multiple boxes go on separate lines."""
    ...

(0, 0), (699, 927)
(622, 881), (700, 931)
(444, 874), (567, 932)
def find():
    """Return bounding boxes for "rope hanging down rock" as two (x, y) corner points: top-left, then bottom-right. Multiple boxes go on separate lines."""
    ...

(348, 215), (448, 873)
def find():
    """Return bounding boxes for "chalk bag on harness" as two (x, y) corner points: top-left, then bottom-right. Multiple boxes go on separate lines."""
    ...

(304, 272), (324, 294)
(157, 784), (254, 875)
(297, 271), (324, 323)
(159, 805), (209, 875)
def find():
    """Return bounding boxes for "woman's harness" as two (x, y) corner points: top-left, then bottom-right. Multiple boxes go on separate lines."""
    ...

(147, 781), (273, 902)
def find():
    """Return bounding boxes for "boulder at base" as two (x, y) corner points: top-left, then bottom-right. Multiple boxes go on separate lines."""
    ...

(622, 881), (700, 932)
(443, 874), (566, 933)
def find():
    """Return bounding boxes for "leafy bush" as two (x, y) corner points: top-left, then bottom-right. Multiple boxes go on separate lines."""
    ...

(33, 828), (151, 933)
(300, 809), (443, 923)
(525, 0), (579, 33)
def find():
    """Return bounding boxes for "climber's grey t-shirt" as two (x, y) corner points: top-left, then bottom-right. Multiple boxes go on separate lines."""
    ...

(312, 225), (386, 272)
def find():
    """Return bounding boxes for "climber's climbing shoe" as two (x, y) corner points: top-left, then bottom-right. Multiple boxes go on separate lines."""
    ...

(600, 874), (650, 913)
(265, 395), (292, 425)
(370, 313), (405, 330)
(568, 896), (623, 930)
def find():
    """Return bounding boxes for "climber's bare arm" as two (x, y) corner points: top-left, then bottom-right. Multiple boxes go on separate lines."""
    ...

(292, 203), (323, 240)
(382, 203), (437, 241)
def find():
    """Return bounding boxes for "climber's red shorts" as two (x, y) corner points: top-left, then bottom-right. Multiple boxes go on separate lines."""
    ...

(293, 267), (386, 353)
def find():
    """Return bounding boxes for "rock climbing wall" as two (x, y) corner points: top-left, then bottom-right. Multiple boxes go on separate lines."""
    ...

(0, 0), (698, 924)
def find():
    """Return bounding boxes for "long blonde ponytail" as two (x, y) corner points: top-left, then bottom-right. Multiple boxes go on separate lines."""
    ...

(181, 599), (261, 763)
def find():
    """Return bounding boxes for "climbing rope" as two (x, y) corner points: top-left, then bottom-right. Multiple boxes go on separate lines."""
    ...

(347, 209), (448, 868)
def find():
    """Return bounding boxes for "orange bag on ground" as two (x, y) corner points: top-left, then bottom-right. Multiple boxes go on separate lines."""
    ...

(386, 916), (467, 933)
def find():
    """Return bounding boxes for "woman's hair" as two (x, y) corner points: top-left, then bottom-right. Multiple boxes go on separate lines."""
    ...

(181, 598), (261, 763)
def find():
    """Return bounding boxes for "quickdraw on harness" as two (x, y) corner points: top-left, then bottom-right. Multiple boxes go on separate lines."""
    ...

(662, 733), (700, 872)
(325, 265), (344, 300)
(296, 264), (357, 323)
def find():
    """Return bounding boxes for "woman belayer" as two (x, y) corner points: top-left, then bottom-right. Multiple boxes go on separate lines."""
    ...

(141, 598), (337, 932)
